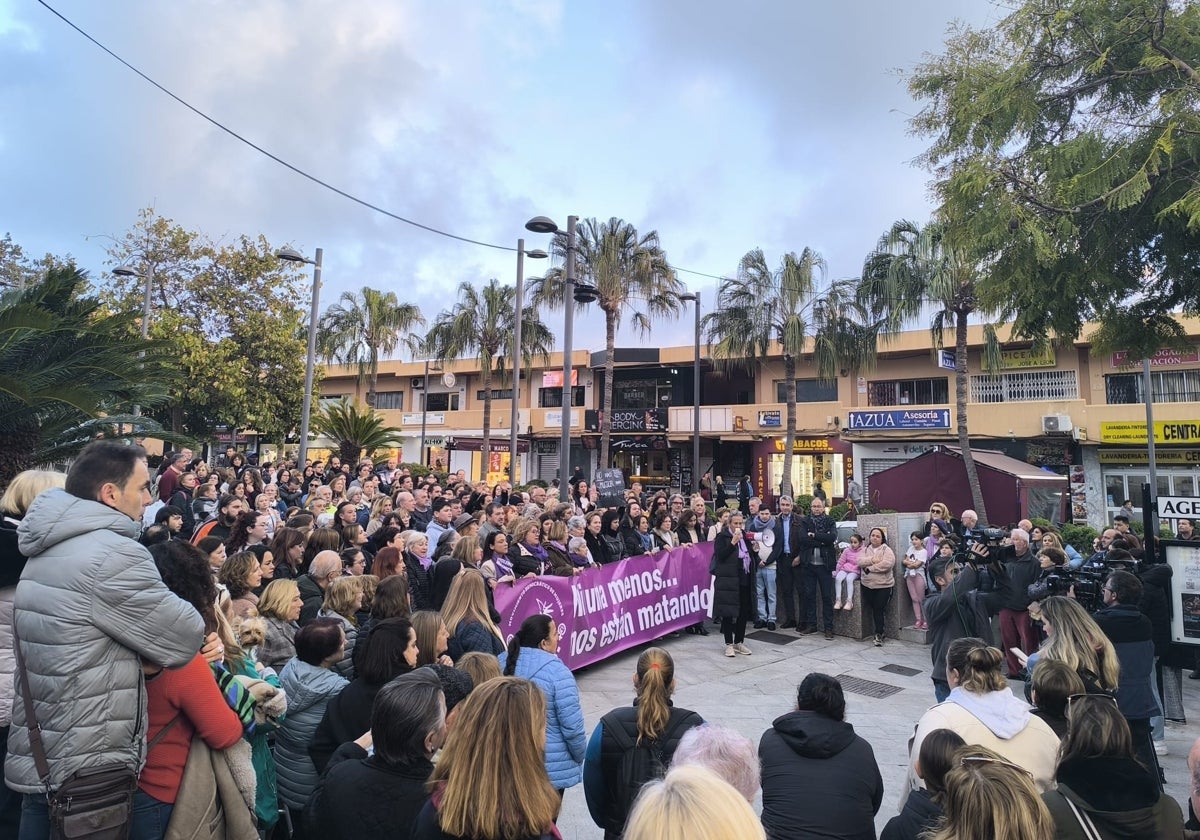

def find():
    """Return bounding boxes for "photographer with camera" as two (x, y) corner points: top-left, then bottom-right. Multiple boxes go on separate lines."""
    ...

(924, 547), (993, 702)
(977, 529), (1041, 680)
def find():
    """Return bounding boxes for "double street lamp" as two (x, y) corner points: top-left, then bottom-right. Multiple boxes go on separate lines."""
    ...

(679, 292), (702, 494)
(510, 225), (549, 484)
(275, 246), (323, 468)
(112, 260), (156, 418)
(525, 215), (591, 482)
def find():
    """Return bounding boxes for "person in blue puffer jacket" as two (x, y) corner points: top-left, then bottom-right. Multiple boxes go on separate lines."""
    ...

(274, 618), (350, 828)
(499, 613), (587, 792)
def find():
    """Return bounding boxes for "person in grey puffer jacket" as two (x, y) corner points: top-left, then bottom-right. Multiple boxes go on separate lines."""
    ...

(274, 618), (350, 825)
(7, 443), (206, 814)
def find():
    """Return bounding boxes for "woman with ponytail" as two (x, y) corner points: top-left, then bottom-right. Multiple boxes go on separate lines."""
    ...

(583, 648), (704, 839)
(902, 638), (1060, 810)
(499, 614), (587, 795)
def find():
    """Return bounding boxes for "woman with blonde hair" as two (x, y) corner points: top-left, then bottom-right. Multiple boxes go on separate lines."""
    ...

(257, 578), (303, 670)
(927, 745), (1055, 840)
(1024, 595), (1119, 694)
(442, 570), (504, 658)
(413, 676), (562, 840)
(317, 576), (361, 678)
(0, 470), (65, 828)
(584, 647), (704, 839)
(412, 609), (453, 667)
(904, 638), (1059, 807)
(622, 765), (765, 840)
(455, 651), (501, 687)
(1039, 530), (1084, 569)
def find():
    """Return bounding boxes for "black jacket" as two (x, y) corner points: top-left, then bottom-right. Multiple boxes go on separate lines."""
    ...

(404, 551), (432, 610)
(759, 710), (883, 840)
(586, 529), (615, 565)
(412, 800), (558, 840)
(997, 548), (1040, 611)
(798, 513), (837, 567)
(768, 513), (803, 567)
(711, 529), (757, 620)
(298, 573), (326, 625)
(1042, 756), (1183, 840)
(309, 678), (384, 774)
(923, 564), (990, 682)
(881, 787), (941, 840)
(1093, 603), (1159, 720)
(1138, 563), (1172, 658)
(304, 742), (432, 839)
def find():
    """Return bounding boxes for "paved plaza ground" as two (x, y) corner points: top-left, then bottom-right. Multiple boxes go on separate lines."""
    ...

(553, 626), (1200, 838)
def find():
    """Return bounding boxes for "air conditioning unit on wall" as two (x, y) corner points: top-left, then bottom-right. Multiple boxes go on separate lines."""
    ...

(411, 378), (424, 389)
(1042, 414), (1073, 434)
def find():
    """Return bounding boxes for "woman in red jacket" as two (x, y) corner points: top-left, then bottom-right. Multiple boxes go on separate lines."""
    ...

(143, 540), (247, 840)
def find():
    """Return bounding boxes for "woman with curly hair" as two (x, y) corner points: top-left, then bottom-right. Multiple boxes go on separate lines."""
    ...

(224, 509), (271, 556)
(317, 577), (361, 679)
(240, 468), (264, 506)
(218, 550), (263, 619)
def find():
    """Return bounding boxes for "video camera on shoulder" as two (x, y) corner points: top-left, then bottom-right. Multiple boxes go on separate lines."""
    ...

(963, 526), (1007, 549)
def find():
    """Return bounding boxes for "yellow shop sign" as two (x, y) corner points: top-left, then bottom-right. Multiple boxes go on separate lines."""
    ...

(1099, 421), (1200, 444)
(999, 347), (1057, 369)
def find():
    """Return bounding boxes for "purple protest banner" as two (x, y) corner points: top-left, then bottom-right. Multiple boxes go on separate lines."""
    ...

(494, 543), (715, 671)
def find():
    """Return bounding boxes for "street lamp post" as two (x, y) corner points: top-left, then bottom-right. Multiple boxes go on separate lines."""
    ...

(112, 261), (156, 417)
(510, 232), (549, 485)
(680, 292), (701, 494)
(275, 246), (323, 468)
(525, 215), (580, 483)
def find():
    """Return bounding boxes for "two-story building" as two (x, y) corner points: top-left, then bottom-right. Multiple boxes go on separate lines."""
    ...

(318, 317), (1200, 530)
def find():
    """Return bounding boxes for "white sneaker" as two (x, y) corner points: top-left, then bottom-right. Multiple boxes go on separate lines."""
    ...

(1154, 741), (1168, 756)
(734, 643), (752, 655)
(833, 600), (843, 610)
(724, 644), (736, 657)
(843, 600), (853, 610)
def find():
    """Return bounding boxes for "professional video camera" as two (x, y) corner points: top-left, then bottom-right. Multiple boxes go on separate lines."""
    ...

(962, 526), (1008, 551)
(1042, 555), (1140, 613)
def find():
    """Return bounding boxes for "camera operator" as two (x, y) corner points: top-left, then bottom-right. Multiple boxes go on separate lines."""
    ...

(1025, 546), (1069, 604)
(1086, 528), (1118, 565)
(1093, 570), (1163, 788)
(980, 528), (1041, 679)
(924, 548), (992, 702)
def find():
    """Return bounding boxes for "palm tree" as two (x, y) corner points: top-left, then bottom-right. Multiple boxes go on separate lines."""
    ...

(309, 397), (405, 465)
(703, 248), (879, 499)
(529, 217), (682, 468)
(425, 280), (553, 481)
(0, 266), (178, 487)
(859, 219), (1004, 524)
(317, 286), (425, 407)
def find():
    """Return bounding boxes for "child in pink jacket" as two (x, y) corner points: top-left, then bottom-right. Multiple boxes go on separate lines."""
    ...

(834, 533), (864, 609)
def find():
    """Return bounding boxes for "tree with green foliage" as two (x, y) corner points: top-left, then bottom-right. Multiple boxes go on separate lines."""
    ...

(102, 209), (310, 443)
(530, 217), (682, 468)
(703, 248), (879, 498)
(310, 397), (405, 465)
(0, 233), (74, 291)
(0, 266), (178, 487)
(860, 219), (1004, 523)
(908, 0), (1200, 359)
(317, 286), (425, 407)
(426, 279), (554, 481)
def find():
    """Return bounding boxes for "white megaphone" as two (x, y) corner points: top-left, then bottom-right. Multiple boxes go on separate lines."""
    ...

(756, 527), (775, 562)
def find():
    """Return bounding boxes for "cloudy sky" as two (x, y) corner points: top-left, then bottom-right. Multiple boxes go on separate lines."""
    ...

(0, 0), (1002, 351)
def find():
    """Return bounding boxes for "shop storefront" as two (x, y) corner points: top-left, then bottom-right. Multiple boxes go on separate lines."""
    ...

(444, 437), (530, 485)
(1081, 421), (1200, 528)
(584, 409), (673, 491)
(750, 436), (851, 506)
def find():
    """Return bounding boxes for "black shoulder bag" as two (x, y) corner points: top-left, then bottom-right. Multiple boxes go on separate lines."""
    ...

(13, 620), (150, 840)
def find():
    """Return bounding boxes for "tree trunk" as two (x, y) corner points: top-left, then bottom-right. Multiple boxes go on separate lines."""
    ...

(480, 361), (492, 483)
(781, 355), (797, 500)
(599, 309), (617, 470)
(955, 313), (988, 524)
(366, 352), (379, 408)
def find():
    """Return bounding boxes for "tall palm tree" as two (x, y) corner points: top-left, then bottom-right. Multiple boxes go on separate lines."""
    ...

(425, 280), (553, 481)
(0, 266), (178, 487)
(310, 397), (405, 465)
(317, 286), (425, 407)
(859, 219), (1004, 523)
(529, 217), (682, 468)
(703, 248), (879, 499)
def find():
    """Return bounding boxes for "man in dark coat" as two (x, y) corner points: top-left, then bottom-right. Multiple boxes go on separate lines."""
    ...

(771, 496), (804, 629)
(1094, 570), (1163, 788)
(759, 673), (883, 840)
(798, 498), (838, 639)
(736, 474), (752, 514)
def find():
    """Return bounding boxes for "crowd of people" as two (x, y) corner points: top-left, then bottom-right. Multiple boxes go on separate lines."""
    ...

(3, 442), (1200, 840)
